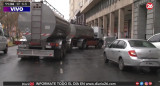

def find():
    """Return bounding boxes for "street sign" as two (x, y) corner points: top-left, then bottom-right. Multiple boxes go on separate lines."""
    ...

(146, 2), (153, 10)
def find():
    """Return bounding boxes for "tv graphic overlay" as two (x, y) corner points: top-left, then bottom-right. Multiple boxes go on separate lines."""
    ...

(3, 81), (155, 86)
(3, 2), (30, 12)
(146, 2), (153, 10)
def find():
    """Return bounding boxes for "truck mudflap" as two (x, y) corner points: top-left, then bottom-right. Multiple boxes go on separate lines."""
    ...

(17, 49), (54, 57)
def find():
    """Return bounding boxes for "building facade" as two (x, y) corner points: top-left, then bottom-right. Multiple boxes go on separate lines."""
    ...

(69, 0), (89, 24)
(70, 0), (160, 39)
(133, 0), (160, 39)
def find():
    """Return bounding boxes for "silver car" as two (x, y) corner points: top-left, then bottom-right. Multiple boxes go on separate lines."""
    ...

(148, 33), (160, 49)
(104, 39), (160, 71)
(0, 26), (8, 54)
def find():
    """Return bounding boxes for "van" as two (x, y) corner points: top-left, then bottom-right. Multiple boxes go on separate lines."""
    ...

(0, 23), (8, 54)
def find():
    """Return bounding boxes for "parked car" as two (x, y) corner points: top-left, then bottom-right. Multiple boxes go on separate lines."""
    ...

(104, 39), (160, 71)
(148, 33), (160, 49)
(0, 24), (8, 54)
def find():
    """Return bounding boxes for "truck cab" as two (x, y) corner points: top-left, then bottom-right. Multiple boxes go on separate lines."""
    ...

(0, 23), (8, 54)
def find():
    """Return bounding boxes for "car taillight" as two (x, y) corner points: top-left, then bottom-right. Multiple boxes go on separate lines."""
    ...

(55, 43), (59, 47)
(50, 43), (55, 46)
(14, 41), (22, 45)
(128, 50), (137, 57)
(49, 43), (59, 47)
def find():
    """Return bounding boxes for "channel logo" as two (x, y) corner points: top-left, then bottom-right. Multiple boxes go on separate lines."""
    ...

(136, 82), (153, 86)
(3, 7), (30, 12)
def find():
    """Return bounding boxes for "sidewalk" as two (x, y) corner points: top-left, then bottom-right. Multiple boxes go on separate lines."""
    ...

(7, 39), (15, 47)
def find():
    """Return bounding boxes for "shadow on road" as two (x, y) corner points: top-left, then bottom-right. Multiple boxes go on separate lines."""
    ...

(104, 61), (160, 75)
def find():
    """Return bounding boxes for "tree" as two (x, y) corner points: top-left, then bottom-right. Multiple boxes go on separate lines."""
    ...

(0, 0), (19, 40)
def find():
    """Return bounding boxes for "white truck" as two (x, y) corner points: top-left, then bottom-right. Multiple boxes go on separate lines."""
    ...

(0, 23), (8, 54)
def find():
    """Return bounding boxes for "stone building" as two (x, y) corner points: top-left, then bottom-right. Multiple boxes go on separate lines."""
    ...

(70, 0), (160, 39)
(133, 0), (160, 39)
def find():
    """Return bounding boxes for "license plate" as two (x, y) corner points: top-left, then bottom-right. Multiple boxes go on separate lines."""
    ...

(141, 62), (159, 66)
(19, 45), (26, 47)
(145, 62), (154, 65)
(46, 45), (51, 48)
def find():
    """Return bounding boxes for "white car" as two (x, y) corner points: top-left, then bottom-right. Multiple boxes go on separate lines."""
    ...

(104, 39), (160, 71)
(0, 24), (8, 54)
(148, 33), (160, 49)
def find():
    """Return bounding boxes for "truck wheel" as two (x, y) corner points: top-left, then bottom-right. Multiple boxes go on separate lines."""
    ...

(67, 45), (72, 53)
(97, 42), (103, 49)
(55, 49), (64, 60)
(86, 45), (88, 49)
(79, 41), (87, 50)
(3, 45), (8, 54)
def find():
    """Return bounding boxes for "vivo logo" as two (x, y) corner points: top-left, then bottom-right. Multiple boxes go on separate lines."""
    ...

(3, 7), (30, 12)
(10, 7), (23, 12)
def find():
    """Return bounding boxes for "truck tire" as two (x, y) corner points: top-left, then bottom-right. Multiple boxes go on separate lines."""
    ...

(79, 41), (87, 50)
(67, 44), (72, 53)
(82, 41), (87, 50)
(55, 45), (66, 60)
(95, 42), (102, 49)
(55, 49), (64, 60)
(3, 45), (8, 54)
(98, 42), (103, 49)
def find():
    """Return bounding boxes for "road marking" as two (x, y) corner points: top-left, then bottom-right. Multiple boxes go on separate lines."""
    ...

(60, 61), (63, 65)
(60, 68), (63, 74)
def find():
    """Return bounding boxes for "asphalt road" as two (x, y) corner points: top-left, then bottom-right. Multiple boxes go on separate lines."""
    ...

(0, 46), (160, 86)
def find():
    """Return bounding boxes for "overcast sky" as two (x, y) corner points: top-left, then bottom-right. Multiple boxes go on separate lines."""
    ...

(46, 0), (70, 20)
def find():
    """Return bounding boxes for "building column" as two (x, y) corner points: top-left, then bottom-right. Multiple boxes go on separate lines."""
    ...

(94, 19), (98, 26)
(109, 12), (115, 37)
(118, 8), (125, 38)
(98, 17), (102, 28)
(131, 4), (134, 39)
(89, 22), (92, 27)
(94, 20), (96, 26)
(91, 20), (94, 27)
(103, 15), (107, 36)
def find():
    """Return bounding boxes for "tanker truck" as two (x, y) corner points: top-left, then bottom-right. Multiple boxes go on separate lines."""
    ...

(67, 24), (104, 50)
(16, 1), (70, 59)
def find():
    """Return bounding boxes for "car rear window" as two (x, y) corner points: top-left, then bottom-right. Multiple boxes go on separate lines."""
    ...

(128, 40), (156, 48)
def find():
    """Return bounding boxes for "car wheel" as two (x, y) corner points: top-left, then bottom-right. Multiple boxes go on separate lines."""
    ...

(119, 58), (126, 71)
(3, 46), (8, 54)
(103, 52), (109, 63)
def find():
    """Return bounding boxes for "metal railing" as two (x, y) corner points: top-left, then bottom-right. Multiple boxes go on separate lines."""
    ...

(32, 0), (64, 18)
(42, 0), (64, 18)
